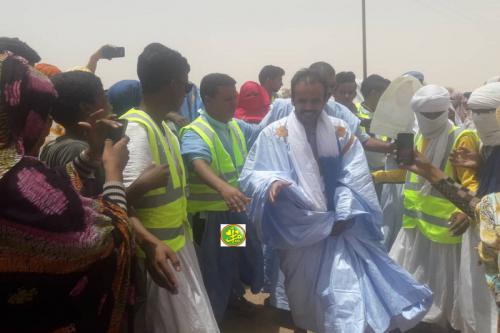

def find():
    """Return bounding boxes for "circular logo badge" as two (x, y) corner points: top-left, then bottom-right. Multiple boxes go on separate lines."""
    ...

(220, 224), (246, 247)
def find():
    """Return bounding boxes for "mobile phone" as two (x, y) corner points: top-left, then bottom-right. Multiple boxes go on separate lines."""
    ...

(396, 133), (415, 165)
(101, 46), (125, 59)
(106, 119), (128, 143)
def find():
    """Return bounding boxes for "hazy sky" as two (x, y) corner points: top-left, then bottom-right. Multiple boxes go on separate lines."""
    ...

(3, 0), (499, 91)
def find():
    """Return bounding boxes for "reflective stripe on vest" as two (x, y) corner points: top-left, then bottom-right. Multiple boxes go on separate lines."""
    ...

(146, 225), (185, 241)
(180, 116), (247, 213)
(357, 110), (371, 119)
(121, 109), (189, 254)
(402, 127), (478, 244)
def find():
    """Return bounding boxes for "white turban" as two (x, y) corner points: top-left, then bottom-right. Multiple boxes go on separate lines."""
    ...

(411, 85), (454, 195)
(485, 76), (500, 84)
(467, 82), (500, 110)
(410, 85), (451, 114)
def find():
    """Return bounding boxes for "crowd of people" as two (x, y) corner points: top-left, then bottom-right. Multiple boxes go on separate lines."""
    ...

(0, 36), (499, 333)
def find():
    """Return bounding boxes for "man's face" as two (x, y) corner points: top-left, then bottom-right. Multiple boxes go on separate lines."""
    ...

(205, 85), (238, 123)
(333, 82), (357, 105)
(154, 72), (190, 114)
(371, 89), (384, 109)
(81, 88), (112, 122)
(169, 72), (190, 112)
(270, 76), (283, 94)
(326, 74), (336, 98)
(292, 81), (327, 127)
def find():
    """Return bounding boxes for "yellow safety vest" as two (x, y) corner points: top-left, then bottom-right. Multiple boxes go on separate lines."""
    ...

(356, 103), (371, 120)
(357, 103), (389, 141)
(402, 127), (478, 244)
(180, 116), (248, 213)
(121, 109), (188, 254)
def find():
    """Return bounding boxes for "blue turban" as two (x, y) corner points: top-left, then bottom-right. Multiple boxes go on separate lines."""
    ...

(107, 80), (142, 117)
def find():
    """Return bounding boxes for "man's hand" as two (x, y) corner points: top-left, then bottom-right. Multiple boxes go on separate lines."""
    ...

(448, 212), (470, 236)
(78, 109), (121, 160)
(400, 150), (446, 184)
(143, 240), (181, 294)
(363, 137), (393, 154)
(93, 45), (109, 60)
(220, 184), (251, 213)
(400, 150), (432, 176)
(135, 164), (170, 193)
(87, 45), (116, 73)
(449, 147), (480, 169)
(102, 137), (129, 182)
(268, 180), (292, 203)
(166, 112), (189, 128)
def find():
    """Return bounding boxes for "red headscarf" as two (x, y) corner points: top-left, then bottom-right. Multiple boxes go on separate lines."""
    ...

(234, 81), (270, 123)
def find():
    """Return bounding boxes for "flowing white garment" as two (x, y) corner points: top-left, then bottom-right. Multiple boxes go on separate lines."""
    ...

(135, 235), (219, 333)
(380, 156), (405, 250)
(389, 228), (462, 329)
(456, 226), (498, 333)
(370, 76), (422, 138)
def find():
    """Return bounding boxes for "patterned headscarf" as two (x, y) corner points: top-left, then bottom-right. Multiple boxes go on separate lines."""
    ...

(0, 53), (56, 179)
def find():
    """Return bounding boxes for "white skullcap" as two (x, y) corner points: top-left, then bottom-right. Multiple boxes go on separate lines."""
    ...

(410, 85), (451, 113)
(468, 82), (500, 110)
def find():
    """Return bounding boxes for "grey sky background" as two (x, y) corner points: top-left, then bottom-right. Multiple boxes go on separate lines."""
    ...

(3, 0), (499, 91)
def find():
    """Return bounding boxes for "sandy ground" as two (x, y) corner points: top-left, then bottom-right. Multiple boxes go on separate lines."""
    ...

(220, 292), (299, 333)
(220, 292), (434, 333)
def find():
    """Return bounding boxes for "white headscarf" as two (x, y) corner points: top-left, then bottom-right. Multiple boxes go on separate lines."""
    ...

(485, 76), (500, 84)
(468, 83), (500, 146)
(471, 108), (500, 147)
(468, 82), (500, 110)
(411, 85), (451, 114)
(411, 85), (454, 195)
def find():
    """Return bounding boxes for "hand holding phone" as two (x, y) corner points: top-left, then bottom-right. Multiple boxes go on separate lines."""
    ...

(101, 45), (125, 59)
(396, 133), (415, 165)
(106, 119), (128, 143)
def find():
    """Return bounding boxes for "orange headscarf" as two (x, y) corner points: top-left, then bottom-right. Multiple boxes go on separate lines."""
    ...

(35, 63), (62, 78)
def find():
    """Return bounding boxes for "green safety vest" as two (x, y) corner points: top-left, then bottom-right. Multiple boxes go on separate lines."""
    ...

(180, 116), (248, 213)
(402, 126), (478, 244)
(121, 109), (188, 255)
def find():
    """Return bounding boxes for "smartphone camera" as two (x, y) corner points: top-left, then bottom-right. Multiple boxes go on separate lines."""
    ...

(101, 46), (125, 59)
(396, 133), (415, 165)
(106, 119), (128, 143)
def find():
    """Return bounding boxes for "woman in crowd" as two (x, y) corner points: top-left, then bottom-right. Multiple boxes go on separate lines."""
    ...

(234, 81), (270, 123)
(0, 53), (133, 332)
